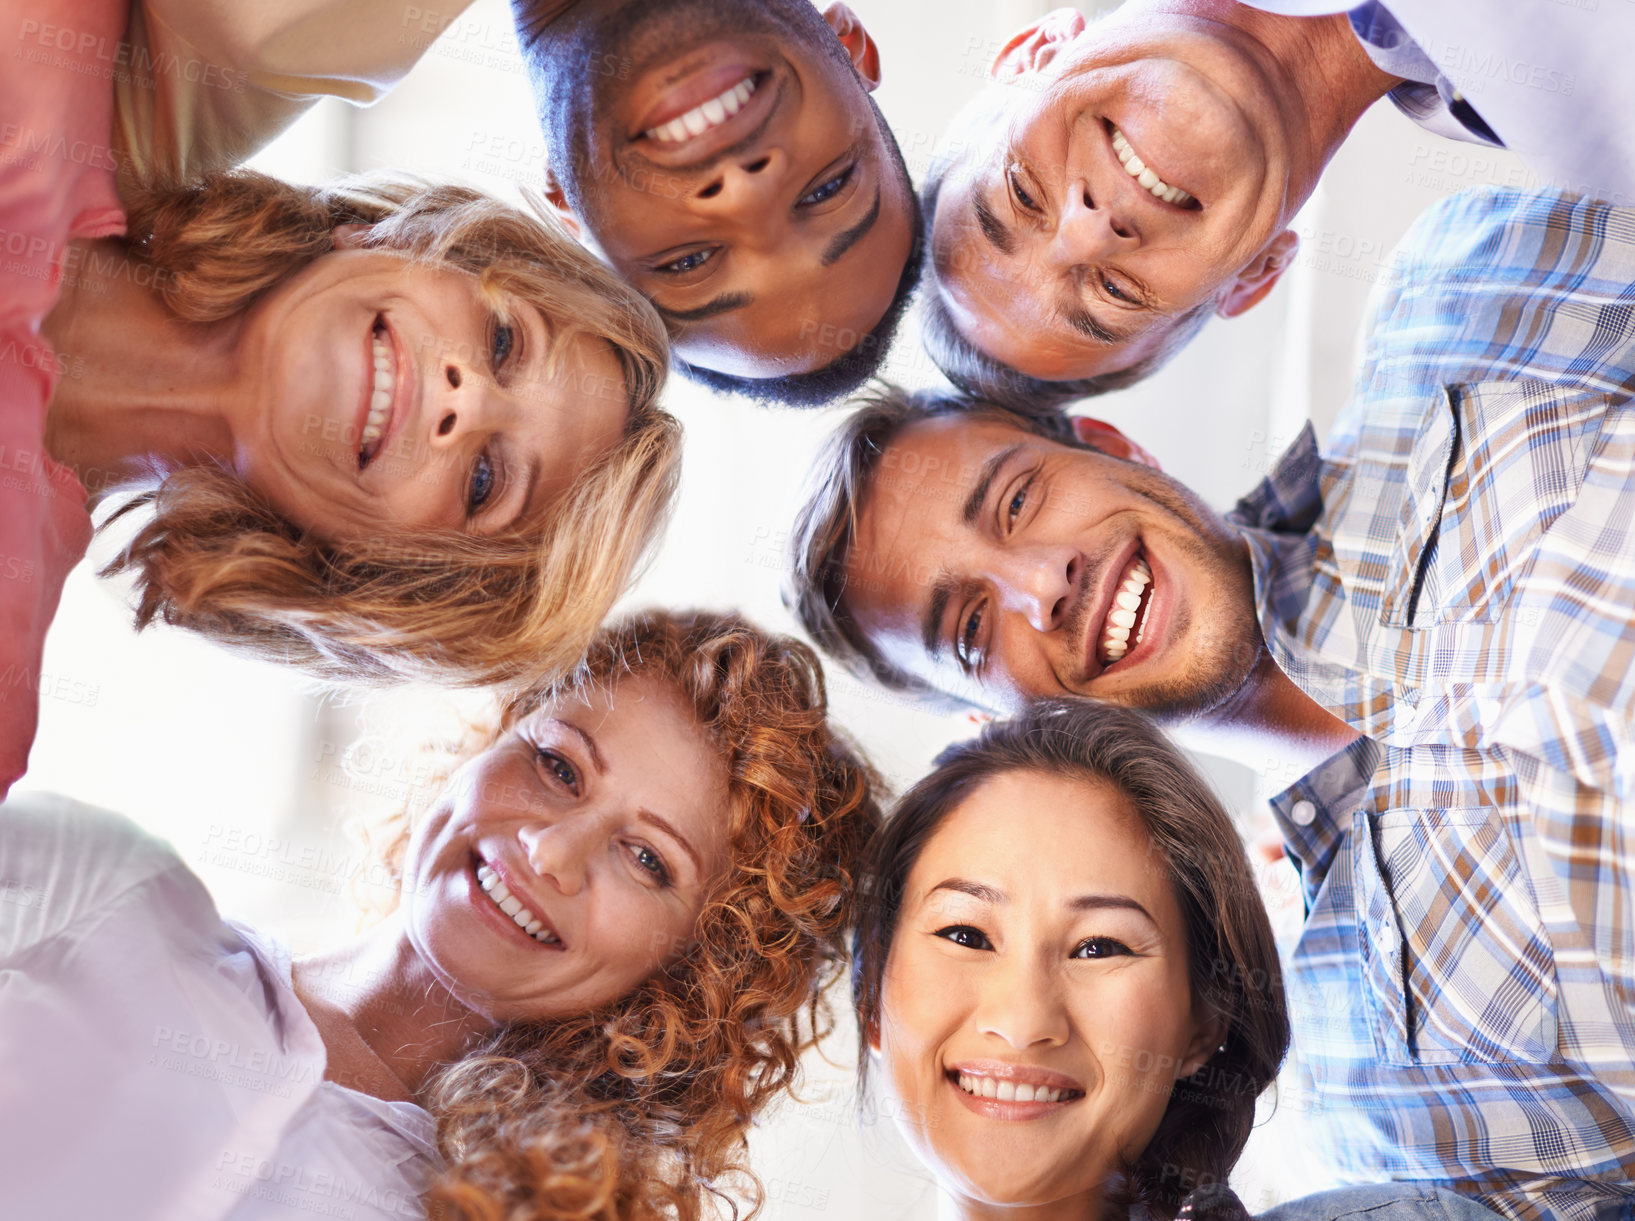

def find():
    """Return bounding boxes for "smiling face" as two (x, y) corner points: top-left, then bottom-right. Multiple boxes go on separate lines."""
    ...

(397, 673), (732, 1021)
(931, 8), (1302, 383)
(841, 415), (1261, 715)
(231, 248), (631, 542)
(875, 769), (1214, 1211)
(534, 0), (914, 378)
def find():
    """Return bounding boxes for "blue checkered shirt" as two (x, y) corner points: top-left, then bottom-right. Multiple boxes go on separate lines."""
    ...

(1228, 189), (1635, 1221)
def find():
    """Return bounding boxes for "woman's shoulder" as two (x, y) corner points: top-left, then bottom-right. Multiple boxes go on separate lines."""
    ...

(0, 791), (199, 957)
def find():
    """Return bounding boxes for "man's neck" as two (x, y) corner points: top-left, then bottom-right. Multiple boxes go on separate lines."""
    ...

(1185, 651), (1362, 783)
(1138, 0), (1402, 218)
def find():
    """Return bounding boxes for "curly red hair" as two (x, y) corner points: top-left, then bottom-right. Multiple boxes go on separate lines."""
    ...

(376, 610), (880, 1220)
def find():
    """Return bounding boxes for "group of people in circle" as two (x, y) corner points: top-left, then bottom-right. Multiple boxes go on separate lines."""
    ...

(5, 0), (1634, 1220)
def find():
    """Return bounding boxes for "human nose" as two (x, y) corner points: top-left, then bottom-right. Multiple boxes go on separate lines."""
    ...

(992, 544), (1081, 633)
(974, 951), (1070, 1050)
(428, 357), (503, 455)
(694, 148), (785, 223)
(516, 818), (594, 898)
(1049, 178), (1135, 267)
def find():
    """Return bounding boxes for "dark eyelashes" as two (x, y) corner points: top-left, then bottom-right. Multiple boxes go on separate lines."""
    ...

(799, 162), (856, 207)
(934, 924), (991, 950)
(534, 746), (580, 793)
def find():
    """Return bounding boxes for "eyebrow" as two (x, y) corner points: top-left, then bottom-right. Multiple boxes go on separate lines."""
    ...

(637, 807), (704, 876)
(930, 877), (1156, 922)
(821, 186), (882, 267)
(652, 292), (754, 325)
(918, 444), (1026, 657)
(1062, 304), (1121, 346)
(557, 721), (607, 775)
(971, 191), (1016, 257)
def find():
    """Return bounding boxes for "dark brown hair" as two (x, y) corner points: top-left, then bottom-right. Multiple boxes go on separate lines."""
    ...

(785, 384), (1076, 701)
(852, 699), (1288, 1220)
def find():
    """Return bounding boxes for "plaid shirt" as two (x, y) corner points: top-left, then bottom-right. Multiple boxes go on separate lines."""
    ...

(1229, 189), (1635, 1221)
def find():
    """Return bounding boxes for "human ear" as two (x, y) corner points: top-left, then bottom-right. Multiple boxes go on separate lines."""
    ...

(992, 8), (1087, 79)
(1179, 1007), (1229, 1078)
(1216, 229), (1299, 319)
(1070, 416), (1162, 471)
(540, 168), (582, 238)
(330, 223), (373, 249)
(823, 4), (882, 91)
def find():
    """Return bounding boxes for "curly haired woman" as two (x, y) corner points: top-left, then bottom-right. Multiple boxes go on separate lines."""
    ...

(0, 610), (879, 1221)
(2, 0), (677, 797)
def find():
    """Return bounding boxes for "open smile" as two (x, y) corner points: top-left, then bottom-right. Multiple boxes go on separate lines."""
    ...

(1097, 552), (1155, 665)
(357, 315), (409, 470)
(629, 54), (779, 166)
(946, 1063), (1084, 1119)
(471, 855), (564, 949)
(1108, 122), (1198, 209)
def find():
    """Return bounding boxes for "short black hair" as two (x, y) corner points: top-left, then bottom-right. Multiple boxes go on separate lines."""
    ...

(676, 96), (924, 409)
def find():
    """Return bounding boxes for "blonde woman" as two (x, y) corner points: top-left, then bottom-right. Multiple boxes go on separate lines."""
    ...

(1, 610), (880, 1221)
(6, 168), (678, 797)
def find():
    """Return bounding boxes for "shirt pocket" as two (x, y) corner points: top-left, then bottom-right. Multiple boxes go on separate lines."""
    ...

(1354, 804), (1559, 1066)
(1380, 379), (1608, 627)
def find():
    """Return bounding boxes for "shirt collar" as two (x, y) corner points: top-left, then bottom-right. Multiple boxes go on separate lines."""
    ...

(1268, 734), (1383, 910)
(1227, 422), (1328, 640)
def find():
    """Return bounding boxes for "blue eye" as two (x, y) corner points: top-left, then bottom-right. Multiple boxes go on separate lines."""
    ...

(656, 248), (716, 275)
(799, 164), (854, 206)
(1007, 484), (1028, 525)
(534, 747), (579, 792)
(491, 321), (515, 371)
(935, 924), (992, 950)
(631, 844), (672, 887)
(468, 451), (496, 513)
(956, 603), (986, 671)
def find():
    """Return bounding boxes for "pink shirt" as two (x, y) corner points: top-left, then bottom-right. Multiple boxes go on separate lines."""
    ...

(0, 0), (128, 797)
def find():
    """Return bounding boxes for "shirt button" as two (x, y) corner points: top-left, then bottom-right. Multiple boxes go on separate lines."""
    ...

(1290, 800), (1317, 827)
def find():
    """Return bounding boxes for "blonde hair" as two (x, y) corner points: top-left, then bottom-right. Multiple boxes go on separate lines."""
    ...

(101, 171), (678, 687)
(375, 610), (881, 1220)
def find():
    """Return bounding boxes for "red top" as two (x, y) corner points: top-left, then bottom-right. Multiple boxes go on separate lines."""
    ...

(0, 0), (129, 797)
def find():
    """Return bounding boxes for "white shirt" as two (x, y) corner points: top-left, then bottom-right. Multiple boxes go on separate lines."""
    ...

(0, 793), (439, 1221)
(1242, 0), (1635, 207)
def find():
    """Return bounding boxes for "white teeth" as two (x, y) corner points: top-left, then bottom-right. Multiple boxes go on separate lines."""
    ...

(1101, 557), (1153, 664)
(474, 862), (561, 945)
(360, 331), (394, 454)
(643, 76), (758, 144)
(956, 1075), (1065, 1103)
(1111, 127), (1195, 207)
